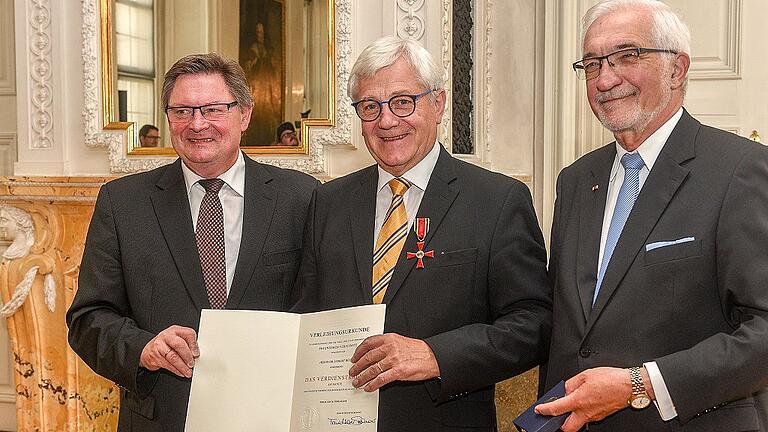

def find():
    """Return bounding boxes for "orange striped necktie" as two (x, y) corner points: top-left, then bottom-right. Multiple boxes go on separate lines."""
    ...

(372, 177), (411, 304)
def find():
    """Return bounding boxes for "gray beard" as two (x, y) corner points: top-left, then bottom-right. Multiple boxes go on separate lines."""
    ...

(596, 76), (673, 134)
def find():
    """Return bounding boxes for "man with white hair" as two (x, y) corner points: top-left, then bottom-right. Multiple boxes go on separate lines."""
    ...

(537, 1), (768, 431)
(292, 36), (552, 430)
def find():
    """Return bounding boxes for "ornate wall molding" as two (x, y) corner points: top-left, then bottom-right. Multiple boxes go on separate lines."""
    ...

(439, 0), (452, 146)
(451, 0), (472, 154)
(28, 0), (53, 149)
(80, 0), (353, 175)
(396, 0), (425, 40)
(480, 0), (492, 158)
(441, 0), (492, 163)
(81, 0), (119, 151)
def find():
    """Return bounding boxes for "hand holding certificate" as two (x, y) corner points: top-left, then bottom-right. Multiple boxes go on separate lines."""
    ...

(185, 304), (385, 431)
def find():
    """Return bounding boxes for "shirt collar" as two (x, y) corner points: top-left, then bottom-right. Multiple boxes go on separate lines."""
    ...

(377, 141), (441, 193)
(181, 151), (246, 197)
(614, 107), (684, 171)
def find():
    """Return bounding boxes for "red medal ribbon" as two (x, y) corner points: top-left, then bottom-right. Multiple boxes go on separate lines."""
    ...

(407, 218), (433, 269)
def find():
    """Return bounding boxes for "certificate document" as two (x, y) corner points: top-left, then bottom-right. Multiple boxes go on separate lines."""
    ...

(185, 304), (385, 432)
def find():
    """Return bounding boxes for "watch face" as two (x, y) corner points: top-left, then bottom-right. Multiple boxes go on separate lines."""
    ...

(631, 395), (652, 409)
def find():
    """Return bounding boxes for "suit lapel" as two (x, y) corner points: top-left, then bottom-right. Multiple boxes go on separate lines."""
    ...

(349, 166), (379, 302)
(587, 111), (698, 330)
(151, 160), (209, 310)
(227, 156), (277, 308)
(383, 146), (459, 304)
(576, 147), (615, 321)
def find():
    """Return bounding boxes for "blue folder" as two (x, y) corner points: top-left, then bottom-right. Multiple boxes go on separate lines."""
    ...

(513, 380), (568, 432)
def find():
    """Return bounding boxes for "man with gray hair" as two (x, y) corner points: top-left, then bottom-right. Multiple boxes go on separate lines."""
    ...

(67, 53), (318, 431)
(292, 36), (552, 431)
(536, 1), (768, 431)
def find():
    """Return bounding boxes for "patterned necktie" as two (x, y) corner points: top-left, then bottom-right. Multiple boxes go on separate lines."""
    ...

(196, 178), (227, 309)
(593, 153), (645, 305)
(372, 178), (411, 304)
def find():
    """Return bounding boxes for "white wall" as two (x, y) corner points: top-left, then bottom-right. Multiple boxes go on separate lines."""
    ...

(0, 1), (18, 426)
(0, 0), (16, 177)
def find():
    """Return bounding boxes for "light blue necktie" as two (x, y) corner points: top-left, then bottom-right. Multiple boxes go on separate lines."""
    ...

(593, 152), (645, 305)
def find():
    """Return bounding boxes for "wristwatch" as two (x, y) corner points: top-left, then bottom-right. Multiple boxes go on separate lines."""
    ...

(628, 367), (651, 409)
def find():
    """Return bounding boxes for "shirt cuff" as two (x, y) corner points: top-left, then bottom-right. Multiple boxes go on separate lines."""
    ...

(644, 361), (678, 421)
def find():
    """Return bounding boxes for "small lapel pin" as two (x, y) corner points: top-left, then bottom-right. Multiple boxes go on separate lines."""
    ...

(592, 184), (599, 191)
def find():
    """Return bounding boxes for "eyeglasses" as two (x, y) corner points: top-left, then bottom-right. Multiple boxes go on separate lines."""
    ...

(351, 90), (434, 122)
(165, 101), (239, 123)
(144, 135), (160, 140)
(572, 47), (677, 80)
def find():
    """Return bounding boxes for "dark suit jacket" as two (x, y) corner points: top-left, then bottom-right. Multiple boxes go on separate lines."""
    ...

(292, 146), (552, 431)
(66, 155), (318, 432)
(545, 110), (768, 431)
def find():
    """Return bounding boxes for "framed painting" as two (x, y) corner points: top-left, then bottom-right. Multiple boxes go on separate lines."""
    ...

(239, 0), (287, 147)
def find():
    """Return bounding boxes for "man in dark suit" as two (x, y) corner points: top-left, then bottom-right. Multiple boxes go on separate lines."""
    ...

(536, 1), (768, 431)
(292, 36), (552, 431)
(66, 53), (318, 431)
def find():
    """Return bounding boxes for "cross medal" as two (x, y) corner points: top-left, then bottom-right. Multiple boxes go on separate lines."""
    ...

(406, 217), (434, 269)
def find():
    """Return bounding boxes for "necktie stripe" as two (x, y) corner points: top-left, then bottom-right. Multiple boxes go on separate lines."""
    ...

(372, 268), (395, 296)
(373, 224), (408, 263)
(376, 209), (407, 242)
(382, 195), (404, 221)
(372, 178), (410, 304)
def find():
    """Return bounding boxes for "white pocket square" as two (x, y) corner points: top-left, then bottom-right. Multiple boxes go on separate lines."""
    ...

(645, 237), (695, 252)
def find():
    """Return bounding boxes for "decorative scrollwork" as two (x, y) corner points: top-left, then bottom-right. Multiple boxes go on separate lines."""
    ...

(29, 0), (54, 149)
(0, 204), (57, 317)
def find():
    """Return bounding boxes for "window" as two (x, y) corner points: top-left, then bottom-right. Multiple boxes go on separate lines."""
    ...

(115, 0), (155, 131)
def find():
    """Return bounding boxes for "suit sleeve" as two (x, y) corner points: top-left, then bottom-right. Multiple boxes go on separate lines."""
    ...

(290, 188), (322, 313)
(424, 182), (553, 401)
(655, 146), (768, 422)
(66, 186), (156, 395)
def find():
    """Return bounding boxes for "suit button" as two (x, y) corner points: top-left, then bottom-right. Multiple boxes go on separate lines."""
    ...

(579, 348), (592, 358)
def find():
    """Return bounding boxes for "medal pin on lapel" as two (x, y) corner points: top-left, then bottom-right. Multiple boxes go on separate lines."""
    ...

(406, 217), (434, 269)
(592, 184), (599, 191)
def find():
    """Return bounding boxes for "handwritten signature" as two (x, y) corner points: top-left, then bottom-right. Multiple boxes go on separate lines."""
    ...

(328, 416), (376, 426)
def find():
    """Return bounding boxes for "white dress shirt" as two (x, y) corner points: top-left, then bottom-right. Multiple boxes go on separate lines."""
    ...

(181, 151), (245, 296)
(597, 107), (683, 421)
(374, 141), (441, 242)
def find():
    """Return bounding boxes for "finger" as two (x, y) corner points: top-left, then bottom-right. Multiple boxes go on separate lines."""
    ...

(140, 338), (171, 371)
(164, 333), (196, 368)
(163, 349), (193, 378)
(176, 327), (200, 357)
(535, 393), (574, 417)
(350, 335), (385, 363)
(560, 412), (586, 432)
(362, 367), (396, 392)
(564, 372), (586, 394)
(352, 361), (385, 388)
(349, 346), (386, 377)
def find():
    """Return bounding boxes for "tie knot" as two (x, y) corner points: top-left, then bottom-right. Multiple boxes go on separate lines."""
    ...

(621, 152), (645, 171)
(388, 178), (411, 197)
(199, 178), (225, 194)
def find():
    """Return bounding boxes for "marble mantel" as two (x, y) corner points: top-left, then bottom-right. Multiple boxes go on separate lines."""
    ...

(0, 176), (119, 432)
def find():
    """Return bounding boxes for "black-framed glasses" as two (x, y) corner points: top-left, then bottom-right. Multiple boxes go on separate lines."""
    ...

(351, 90), (434, 122)
(165, 101), (239, 123)
(572, 47), (677, 80)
